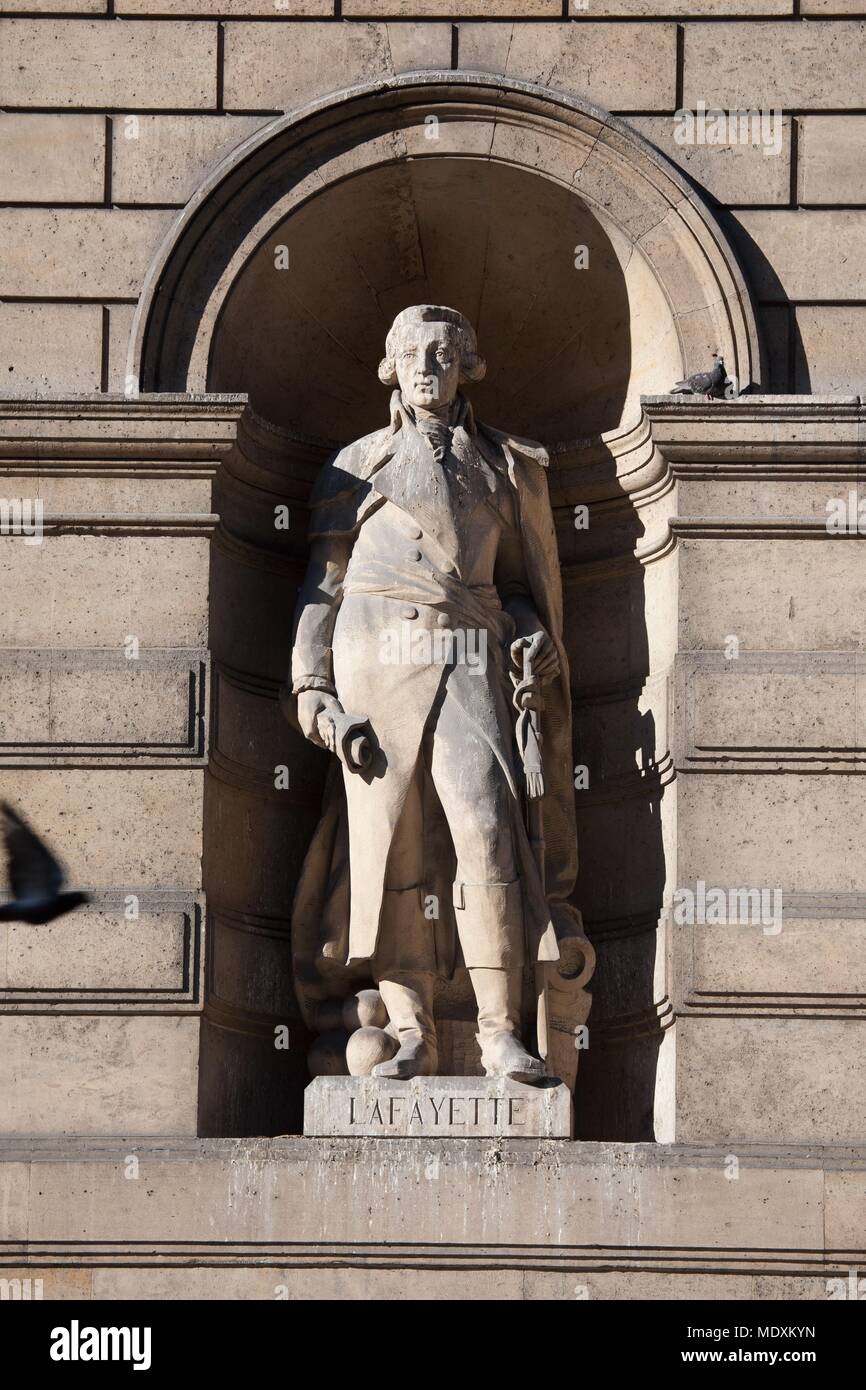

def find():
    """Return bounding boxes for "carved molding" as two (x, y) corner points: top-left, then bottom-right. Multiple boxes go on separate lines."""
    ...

(0, 892), (204, 1014)
(550, 411), (669, 506)
(211, 524), (304, 577)
(676, 651), (866, 775)
(584, 909), (666, 944)
(8, 1236), (856, 1278)
(586, 999), (674, 1048)
(645, 395), (866, 473)
(561, 528), (676, 583)
(677, 889), (866, 1019)
(211, 905), (292, 942)
(20, 514), (219, 537)
(671, 518), (865, 541)
(681, 993), (866, 1020)
(230, 408), (332, 493)
(0, 395), (245, 474)
(0, 648), (209, 768)
(208, 661), (325, 802)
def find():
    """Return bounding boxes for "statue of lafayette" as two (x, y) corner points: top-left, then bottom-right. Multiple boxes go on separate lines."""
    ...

(290, 305), (590, 1085)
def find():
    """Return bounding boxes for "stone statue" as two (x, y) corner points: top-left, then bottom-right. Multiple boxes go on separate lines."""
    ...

(290, 305), (593, 1088)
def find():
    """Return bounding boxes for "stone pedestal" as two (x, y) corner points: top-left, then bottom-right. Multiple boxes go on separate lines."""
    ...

(303, 1076), (573, 1139)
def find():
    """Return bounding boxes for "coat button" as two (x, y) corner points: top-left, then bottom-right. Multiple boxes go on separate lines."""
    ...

(406, 548), (422, 562)
(402, 605), (418, 620)
(407, 526), (422, 540)
(436, 612), (451, 628)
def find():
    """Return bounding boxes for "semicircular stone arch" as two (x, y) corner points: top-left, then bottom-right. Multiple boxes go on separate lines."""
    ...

(132, 71), (762, 447)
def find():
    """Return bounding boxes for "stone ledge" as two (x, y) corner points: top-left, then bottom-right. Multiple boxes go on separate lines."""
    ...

(0, 1137), (863, 1297)
(6, 1135), (861, 1161)
(643, 394), (866, 469)
(0, 393), (249, 468)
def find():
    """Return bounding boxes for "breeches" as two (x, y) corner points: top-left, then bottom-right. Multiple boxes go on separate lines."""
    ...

(375, 677), (524, 976)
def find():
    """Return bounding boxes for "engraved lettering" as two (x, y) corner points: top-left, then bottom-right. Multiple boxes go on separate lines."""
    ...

(508, 1097), (525, 1126)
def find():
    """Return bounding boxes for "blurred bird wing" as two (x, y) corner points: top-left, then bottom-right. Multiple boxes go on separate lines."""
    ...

(1, 802), (64, 899)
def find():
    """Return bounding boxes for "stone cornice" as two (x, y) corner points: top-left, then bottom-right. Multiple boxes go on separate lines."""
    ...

(2, 1135), (860, 1169)
(670, 518), (862, 540)
(644, 394), (866, 474)
(0, 393), (248, 471)
(549, 411), (666, 506)
(3, 514), (220, 537)
(561, 528), (676, 580)
(232, 407), (334, 492)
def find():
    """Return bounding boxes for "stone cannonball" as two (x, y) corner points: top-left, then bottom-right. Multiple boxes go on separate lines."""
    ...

(346, 1026), (399, 1076)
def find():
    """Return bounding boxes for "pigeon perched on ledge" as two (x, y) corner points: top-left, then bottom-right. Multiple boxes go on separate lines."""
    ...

(0, 802), (90, 924)
(670, 354), (729, 400)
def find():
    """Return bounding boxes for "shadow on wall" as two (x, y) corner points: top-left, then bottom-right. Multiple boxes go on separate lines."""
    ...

(557, 469), (670, 1142)
(716, 209), (809, 393)
(199, 157), (672, 1140)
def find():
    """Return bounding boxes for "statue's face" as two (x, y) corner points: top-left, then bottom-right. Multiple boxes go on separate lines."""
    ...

(393, 322), (461, 411)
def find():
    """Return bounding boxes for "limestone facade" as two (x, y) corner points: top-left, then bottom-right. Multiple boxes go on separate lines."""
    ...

(2, 3), (866, 1299)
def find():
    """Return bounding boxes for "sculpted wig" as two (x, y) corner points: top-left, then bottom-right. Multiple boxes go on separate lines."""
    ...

(378, 304), (487, 387)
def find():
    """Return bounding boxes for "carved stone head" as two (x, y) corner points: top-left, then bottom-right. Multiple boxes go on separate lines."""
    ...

(378, 304), (487, 412)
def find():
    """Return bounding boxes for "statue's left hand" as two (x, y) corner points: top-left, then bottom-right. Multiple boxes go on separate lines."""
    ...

(510, 629), (560, 683)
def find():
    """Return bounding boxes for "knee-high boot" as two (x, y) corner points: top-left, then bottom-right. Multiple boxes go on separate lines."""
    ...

(468, 966), (544, 1085)
(372, 972), (439, 1078)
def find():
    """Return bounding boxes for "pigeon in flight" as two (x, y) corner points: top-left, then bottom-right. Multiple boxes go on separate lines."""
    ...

(0, 802), (90, 924)
(670, 354), (729, 400)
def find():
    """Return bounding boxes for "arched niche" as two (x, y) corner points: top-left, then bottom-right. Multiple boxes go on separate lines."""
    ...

(129, 72), (763, 1139)
(132, 71), (762, 431)
(207, 158), (660, 442)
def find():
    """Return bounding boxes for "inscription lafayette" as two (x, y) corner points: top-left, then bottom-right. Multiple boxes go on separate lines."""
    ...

(304, 1076), (574, 1139)
(349, 1093), (526, 1128)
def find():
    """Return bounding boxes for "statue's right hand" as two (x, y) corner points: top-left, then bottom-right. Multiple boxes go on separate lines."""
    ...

(297, 691), (343, 749)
